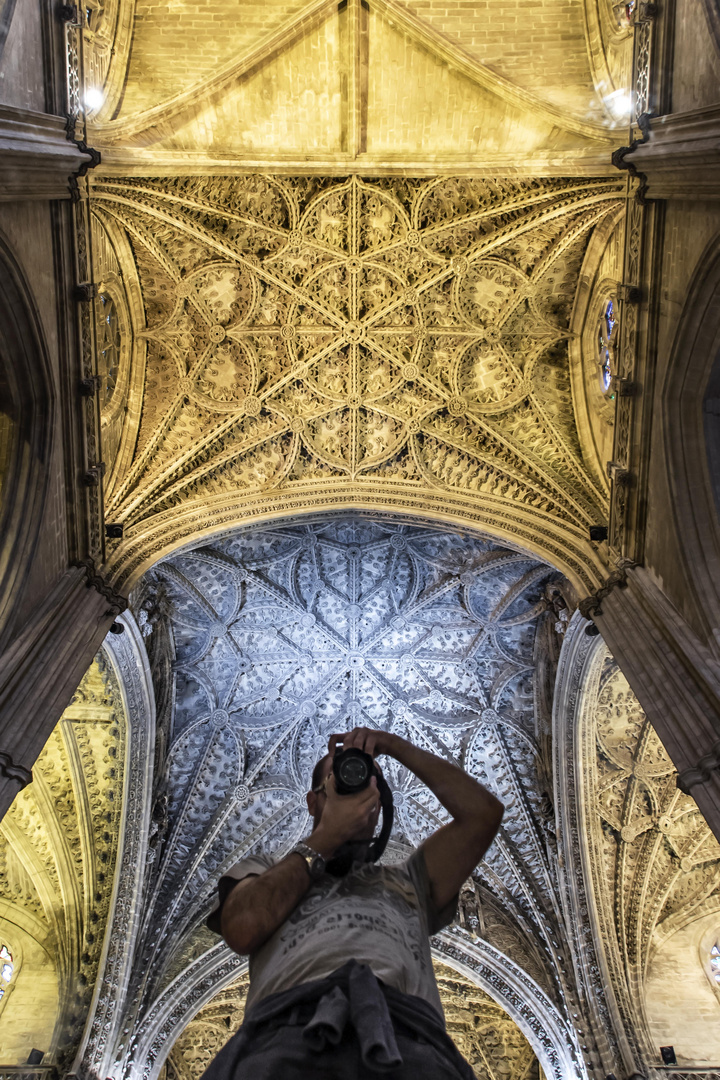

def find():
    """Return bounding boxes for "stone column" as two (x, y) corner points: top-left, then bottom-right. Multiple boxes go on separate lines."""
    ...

(628, 106), (720, 200)
(0, 105), (95, 201)
(589, 566), (720, 838)
(0, 564), (124, 818)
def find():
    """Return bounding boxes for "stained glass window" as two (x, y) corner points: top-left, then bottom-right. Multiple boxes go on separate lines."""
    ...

(711, 943), (720, 985)
(598, 299), (616, 394)
(613, 0), (635, 26)
(0, 945), (13, 999)
(96, 293), (121, 408)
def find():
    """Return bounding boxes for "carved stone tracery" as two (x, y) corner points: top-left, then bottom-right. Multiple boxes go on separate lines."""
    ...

(75, 515), (592, 1077)
(0, 655), (126, 1069)
(92, 175), (623, 591)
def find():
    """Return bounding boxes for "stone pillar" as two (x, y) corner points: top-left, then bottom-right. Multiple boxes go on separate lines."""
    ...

(628, 106), (720, 200)
(0, 105), (95, 200)
(589, 566), (720, 838)
(0, 564), (124, 818)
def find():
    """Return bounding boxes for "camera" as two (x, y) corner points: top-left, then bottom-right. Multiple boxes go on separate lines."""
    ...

(326, 746), (394, 875)
(333, 747), (374, 794)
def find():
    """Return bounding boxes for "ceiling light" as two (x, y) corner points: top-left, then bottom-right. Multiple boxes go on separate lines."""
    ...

(84, 87), (104, 111)
(604, 88), (633, 123)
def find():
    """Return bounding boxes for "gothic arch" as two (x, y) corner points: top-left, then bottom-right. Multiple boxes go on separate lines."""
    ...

(72, 611), (156, 1077)
(0, 231), (55, 653)
(553, 618), (644, 1077)
(661, 235), (720, 642)
(77, 512), (588, 1078)
(554, 615), (720, 1075)
(568, 203), (623, 493)
(433, 932), (583, 1080)
(90, 210), (147, 500)
(121, 933), (582, 1080)
(109, 497), (608, 599)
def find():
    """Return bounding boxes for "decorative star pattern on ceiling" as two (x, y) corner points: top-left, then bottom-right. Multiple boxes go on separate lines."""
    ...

(591, 654), (720, 1011)
(93, 175), (622, 588)
(126, 517), (563, 1028)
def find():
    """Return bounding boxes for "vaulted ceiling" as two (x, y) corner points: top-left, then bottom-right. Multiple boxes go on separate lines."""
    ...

(2, 522), (719, 1075)
(87, 0), (632, 175)
(131, 518), (561, 1014)
(78, 0), (636, 596)
(93, 174), (622, 592)
(0, 659), (126, 1069)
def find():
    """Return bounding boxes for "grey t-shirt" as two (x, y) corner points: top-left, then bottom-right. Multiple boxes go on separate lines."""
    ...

(209, 849), (456, 1016)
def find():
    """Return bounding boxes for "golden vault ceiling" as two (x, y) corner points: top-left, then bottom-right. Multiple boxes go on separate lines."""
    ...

(586, 654), (720, 1026)
(93, 174), (623, 592)
(0, 657), (126, 1069)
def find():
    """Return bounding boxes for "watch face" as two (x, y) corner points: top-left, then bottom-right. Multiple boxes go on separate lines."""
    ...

(310, 854), (325, 878)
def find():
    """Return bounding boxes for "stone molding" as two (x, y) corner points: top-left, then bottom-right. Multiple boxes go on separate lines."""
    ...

(127, 943), (245, 1080)
(0, 567), (115, 819)
(628, 105), (720, 199)
(0, 750), (32, 790)
(677, 742), (720, 797)
(0, 105), (93, 201)
(74, 611), (156, 1078)
(578, 561), (636, 620)
(552, 615), (646, 1075)
(73, 558), (129, 616)
(595, 566), (720, 836)
(434, 930), (585, 1080)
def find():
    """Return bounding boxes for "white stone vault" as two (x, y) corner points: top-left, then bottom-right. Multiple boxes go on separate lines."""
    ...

(76, 513), (589, 1080)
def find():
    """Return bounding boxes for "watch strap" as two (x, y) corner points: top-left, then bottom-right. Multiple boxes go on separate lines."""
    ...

(291, 841), (326, 880)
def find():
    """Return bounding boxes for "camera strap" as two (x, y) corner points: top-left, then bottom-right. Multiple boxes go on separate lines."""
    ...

(325, 770), (394, 877)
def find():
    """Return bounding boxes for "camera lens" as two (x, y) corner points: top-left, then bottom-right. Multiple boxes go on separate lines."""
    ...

(338, 755), (369, 788)
(333, 748), (373, 794)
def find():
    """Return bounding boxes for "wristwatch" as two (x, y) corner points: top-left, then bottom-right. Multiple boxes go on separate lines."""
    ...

(291, 841), (326, 881)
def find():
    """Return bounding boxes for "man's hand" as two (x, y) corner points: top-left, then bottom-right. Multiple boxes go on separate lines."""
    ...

(329, 726), (504, 910)
(310, 774), (380, 857)
(328, 727), (401, 759)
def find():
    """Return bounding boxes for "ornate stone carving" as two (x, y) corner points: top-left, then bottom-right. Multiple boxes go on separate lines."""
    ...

(91, 175), (622, 590)
(578, 561), (636, 620)
(82, 515), (589, 1076)
(76, 614), (156, 1078)
(592, 658), (720, 993)
(554, 616), (720, 1076)
(0, 653), (126, 1071)
(163, 972), (250, 1080)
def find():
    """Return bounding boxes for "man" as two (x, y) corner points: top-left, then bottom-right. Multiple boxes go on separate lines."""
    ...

(205, 726), (504, 1078)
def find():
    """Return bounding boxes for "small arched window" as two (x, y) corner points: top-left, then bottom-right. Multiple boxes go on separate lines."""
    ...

(0, 944), (14, 999)
(710, 942), (720, 986)
(95, 292), (121, 408)
(598, 299), (616, 394)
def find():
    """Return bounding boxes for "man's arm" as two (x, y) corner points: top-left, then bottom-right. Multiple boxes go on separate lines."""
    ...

(330, 728), (504, 911)
(220, 777), (380, 955)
